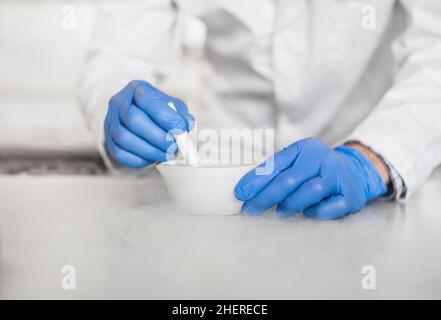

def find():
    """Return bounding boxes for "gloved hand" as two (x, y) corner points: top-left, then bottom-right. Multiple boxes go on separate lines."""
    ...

(104, 80), (195, 168)
(235, 138), (388, 220)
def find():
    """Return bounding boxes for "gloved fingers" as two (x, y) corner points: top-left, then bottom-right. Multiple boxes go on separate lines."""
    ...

(241, 161), (318, 215)
(303, 195), (352, 220)
(276, 176), (333, 216)
(105, 135), (153, 169)
(133, 81), (189, 132)
(235, 142), (302, 202)
(170, 97), (196, 131)
(111, 121), (169, 163)
(119, 103), (178, 154)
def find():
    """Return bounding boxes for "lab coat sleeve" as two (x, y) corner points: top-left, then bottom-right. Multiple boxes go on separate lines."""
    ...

(346, 0), (441, 199)
(77, 0), (176, 174)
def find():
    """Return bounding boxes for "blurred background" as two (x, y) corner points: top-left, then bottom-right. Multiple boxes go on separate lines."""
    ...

(0, 0), (97, 172)
(0, 0), (205, 174)
(0, 0), (101, 174)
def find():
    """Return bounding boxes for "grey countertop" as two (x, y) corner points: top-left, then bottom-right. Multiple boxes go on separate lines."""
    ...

(1, 169), (441, 299)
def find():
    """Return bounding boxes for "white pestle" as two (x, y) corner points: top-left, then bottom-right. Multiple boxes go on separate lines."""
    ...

(167, 102), (199, 166)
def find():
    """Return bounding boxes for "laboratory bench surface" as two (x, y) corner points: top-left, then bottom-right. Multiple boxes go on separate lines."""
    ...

(1, 169), (441, 299)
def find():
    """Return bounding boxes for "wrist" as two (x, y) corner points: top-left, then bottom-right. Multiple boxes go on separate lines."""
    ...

(335, 145), (388, 201)
(345, 142), (391, 185)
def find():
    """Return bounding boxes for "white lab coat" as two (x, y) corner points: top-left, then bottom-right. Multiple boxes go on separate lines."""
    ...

(78, 0), (441, 199)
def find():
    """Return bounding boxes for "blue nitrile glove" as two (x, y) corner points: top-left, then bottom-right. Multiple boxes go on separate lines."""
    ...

(235, 138), (387, 220)
(104, 80), (195, 168)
